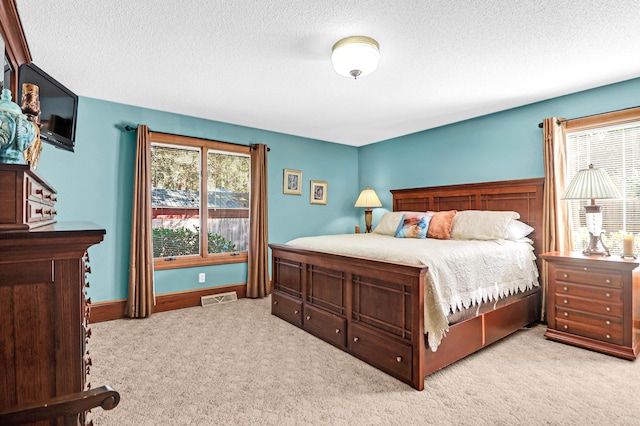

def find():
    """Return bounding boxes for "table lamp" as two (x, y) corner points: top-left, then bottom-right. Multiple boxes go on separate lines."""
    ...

(354, 187), (382, 233)
(562, 164), (622, 256)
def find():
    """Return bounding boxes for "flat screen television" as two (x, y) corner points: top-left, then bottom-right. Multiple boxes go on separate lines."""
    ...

(18, 62), (78, 152)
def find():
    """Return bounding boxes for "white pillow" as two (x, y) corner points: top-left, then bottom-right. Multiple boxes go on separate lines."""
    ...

(450, 210), (520, 241)
(506, 219), (535, 241)
(372, 212), (411, 236)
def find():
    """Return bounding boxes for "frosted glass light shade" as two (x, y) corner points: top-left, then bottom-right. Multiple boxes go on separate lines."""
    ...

(354, 187), (382, 208)
(331, 36), (380, 79)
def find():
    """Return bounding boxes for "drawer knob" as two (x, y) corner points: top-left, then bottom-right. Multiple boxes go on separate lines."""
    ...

(563, 299), (568, 304)
(35, 208), (43, 214)
(396, 356), (403, 362)
(306, 315), (311, 320)
(564, 312), (568, 317)
(606, 334), (611, 339)
(353, 337), (359, 342)
(35, 188), (43, 195)
(606, 320), (611, 325)
(563, 286), (568, 292)
(606, 307), (611, 312)
(294, 310), (299, 314)
(563, 325), (568, 330)
(583, 267), (588, 271)
(563, 273), (568, 278)
(335, 329), (340, 334)
(605, 279), (611, 284)
(605, 292), (611, 298)
(273, 300), (278, 305)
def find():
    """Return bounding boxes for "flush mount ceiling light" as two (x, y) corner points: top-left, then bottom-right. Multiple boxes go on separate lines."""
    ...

(331, 36), (380, 79)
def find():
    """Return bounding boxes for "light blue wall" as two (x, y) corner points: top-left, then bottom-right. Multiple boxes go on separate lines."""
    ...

(36, 97), (358, 302)
(35, 76), (640, 303)
(359, 77), (640, 225)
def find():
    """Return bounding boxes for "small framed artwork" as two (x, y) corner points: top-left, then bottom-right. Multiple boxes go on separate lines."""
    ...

(283, 169), (302, 195)
(310, 180), (327, 205)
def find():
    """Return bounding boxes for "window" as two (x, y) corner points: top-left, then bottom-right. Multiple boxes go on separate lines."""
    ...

(150, 133), (250, 270)
(565, 109), (640, 255)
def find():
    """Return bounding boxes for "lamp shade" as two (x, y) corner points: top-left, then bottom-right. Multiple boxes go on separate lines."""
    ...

(331, 36), (380, 79)
(354, 187), (382, 208)
(562, 164), (622, 200)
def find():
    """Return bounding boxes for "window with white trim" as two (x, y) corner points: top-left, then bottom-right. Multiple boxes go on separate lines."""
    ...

(566, 117), (640, 255)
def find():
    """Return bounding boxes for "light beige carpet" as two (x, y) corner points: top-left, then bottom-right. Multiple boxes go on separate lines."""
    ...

(88, 296), (640, 426)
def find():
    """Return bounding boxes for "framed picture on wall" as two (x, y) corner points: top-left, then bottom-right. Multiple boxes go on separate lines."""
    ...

(310, 180), (327, 205)
(283, 169), (302, 195)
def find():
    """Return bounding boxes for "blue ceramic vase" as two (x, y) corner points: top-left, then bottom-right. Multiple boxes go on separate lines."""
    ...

(0, 88), (36, 164)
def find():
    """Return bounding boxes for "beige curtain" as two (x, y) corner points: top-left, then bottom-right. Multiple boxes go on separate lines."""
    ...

(247, 143), (269, 298)
(125, 124), (155, 318)
(541, 117), (571, 320)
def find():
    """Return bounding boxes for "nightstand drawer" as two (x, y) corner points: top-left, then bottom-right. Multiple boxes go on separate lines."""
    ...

(556, 306), (622, 329)
(556, 318), (623, 345)
(555, 266), (621, 288)
(555, 282), (622, 303)
(555, 294), (622, 317)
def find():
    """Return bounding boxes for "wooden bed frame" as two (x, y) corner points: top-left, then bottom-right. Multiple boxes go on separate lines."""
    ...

(269, 178), (544, 390)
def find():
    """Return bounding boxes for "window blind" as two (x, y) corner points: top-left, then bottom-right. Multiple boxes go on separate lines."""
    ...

(566, 121), (640, 254)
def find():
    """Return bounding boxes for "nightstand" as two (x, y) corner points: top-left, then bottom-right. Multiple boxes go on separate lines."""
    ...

(540, 252), (640, 360)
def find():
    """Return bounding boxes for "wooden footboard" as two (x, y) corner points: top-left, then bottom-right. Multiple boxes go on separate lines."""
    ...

(270, 244), (429, 390)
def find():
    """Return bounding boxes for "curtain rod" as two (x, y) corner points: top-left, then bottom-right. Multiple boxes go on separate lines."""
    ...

(537, 105), (640, 128)
(124, 125), (270, 151)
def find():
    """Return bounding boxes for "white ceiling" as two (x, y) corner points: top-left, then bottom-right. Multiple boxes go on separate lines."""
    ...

(16, 1), (640, 147)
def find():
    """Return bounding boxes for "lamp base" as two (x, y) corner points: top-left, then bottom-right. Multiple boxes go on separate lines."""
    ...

(583, 232), (611, 256)
(364, 209), (373, 233)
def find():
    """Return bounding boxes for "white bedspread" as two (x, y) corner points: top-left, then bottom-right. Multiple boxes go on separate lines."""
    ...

(286, 234), (539, 351)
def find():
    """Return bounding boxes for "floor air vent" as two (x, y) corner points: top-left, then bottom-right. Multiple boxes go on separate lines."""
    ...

(201, 291), (238, 307)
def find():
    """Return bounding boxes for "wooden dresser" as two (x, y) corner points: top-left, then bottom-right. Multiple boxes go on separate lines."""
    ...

(0, 165), (105, 425)
(541, 251), (640, 360)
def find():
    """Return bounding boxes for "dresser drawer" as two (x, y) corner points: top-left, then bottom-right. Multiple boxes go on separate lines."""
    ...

(303, 304), (346, 348)
(555, 282), (622, 303)
(350, 322), (412, 381)
(25, 200), (57, 223)
(556, 318), (623, 345)
(555, 266), (621, 288)
(556, 306), (622, 330)
(555, 294), (622, 317)
(26, 175), (56, 203)
(271, 291), (302, 327)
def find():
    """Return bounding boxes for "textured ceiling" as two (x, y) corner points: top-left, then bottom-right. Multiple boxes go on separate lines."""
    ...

(15, 0), (640, 146)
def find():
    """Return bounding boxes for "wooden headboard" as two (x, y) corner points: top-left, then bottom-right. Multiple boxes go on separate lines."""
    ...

(391, 178), (545, 256)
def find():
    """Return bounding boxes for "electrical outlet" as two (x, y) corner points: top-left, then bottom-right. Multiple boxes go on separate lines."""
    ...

(198, 273), (206, 283)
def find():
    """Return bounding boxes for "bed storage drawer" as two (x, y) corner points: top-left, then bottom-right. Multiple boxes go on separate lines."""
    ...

(303, 304), (346, 348)
(349, 322), (412, 381)
(271, 291), (302, 327)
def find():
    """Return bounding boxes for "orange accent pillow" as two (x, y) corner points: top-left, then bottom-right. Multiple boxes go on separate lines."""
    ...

(426, 210), (457, 240)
